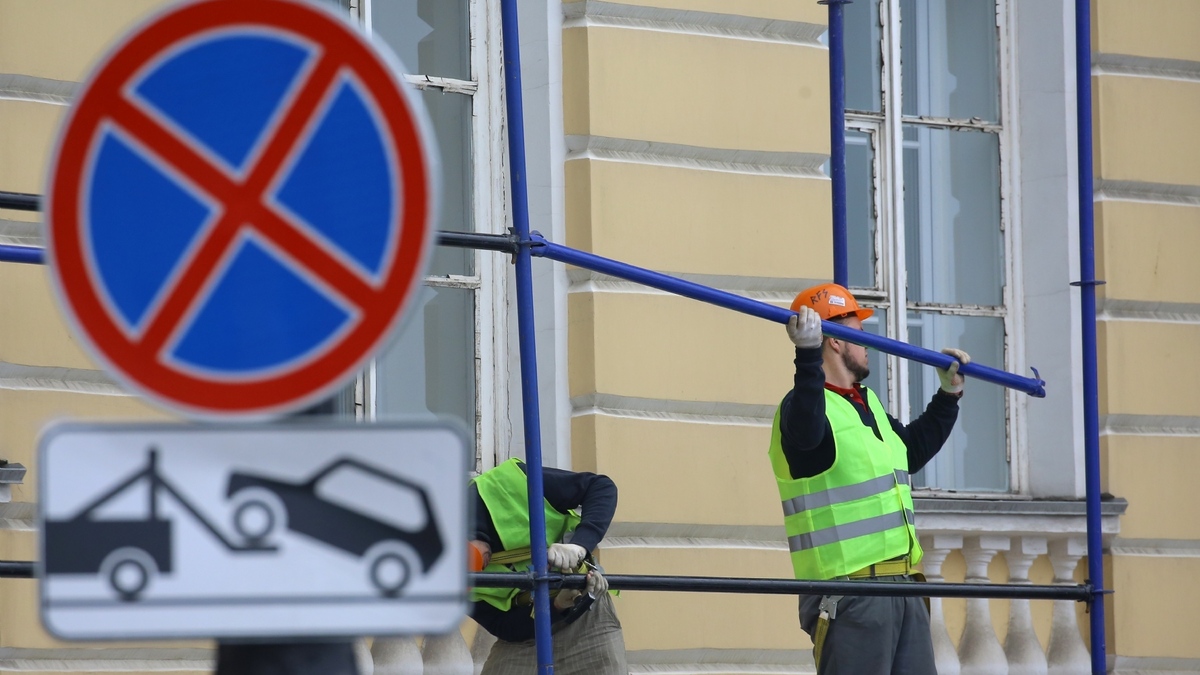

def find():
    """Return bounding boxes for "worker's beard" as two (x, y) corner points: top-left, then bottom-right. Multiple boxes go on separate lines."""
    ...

(842, 349), (870, 383)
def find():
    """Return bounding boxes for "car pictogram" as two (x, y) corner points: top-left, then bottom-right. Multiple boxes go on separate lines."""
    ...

(226, 458), (443, 596)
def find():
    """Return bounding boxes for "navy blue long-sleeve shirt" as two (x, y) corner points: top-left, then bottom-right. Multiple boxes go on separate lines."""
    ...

(469, 462), (617, 642)
(779, 346), (960, 479)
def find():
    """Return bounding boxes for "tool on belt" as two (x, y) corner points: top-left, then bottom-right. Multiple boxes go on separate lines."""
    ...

(508, 556), (604, 617)
(811, 558), (920, 668)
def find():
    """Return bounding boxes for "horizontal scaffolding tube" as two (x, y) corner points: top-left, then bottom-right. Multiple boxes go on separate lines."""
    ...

(471, 572), (1089, 601)
(0, 232), (515, 265)
(0, 561), (34, 578)
(0, 190), (39, 211)
(0, 561), (1091, 601)
(0, 245), (44, 265)
(437, 230), (519, 254)
(530, 235), (1046, 397)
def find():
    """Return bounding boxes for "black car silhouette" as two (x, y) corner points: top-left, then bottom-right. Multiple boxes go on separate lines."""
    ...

(225, 458), (443, 597)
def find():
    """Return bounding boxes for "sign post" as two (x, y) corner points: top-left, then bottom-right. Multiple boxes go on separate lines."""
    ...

(39, 1), (450, 671)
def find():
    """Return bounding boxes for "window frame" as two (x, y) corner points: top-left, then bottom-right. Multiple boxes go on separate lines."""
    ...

(846, 0), (1024, 494)
(351, 0), (510, 475)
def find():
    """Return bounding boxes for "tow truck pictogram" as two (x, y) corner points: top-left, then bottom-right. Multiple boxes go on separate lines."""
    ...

(43, 448), (443, 601)
(44, 448), (270, 601)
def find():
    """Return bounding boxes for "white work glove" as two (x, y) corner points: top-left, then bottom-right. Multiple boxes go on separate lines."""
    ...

(787, 306), (823, 349)
(553, 587), (582, 610)
(585, 570), (608, 597)
(936, 348), (971, 394)
(547, 543), (587, 571)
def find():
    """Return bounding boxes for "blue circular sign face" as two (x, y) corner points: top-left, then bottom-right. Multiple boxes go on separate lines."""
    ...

(47, 0), (438, 419)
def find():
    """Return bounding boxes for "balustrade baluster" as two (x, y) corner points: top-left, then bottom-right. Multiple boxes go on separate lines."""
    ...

(921, 534), (964, 675)
(371, 636), (423, 675)
(422, 632), (474, 675)
(959, 536), (1011, 675)
(355, 638), (374, 675)
(1005, 537), (1049, 675)
(1046, 538), (1090, 675)
(470, 628), (497, 675)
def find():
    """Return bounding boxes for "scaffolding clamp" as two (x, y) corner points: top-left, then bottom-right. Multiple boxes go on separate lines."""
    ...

(0, 461), (27, 503)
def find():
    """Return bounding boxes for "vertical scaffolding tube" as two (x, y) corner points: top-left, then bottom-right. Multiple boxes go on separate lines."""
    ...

(1074, 0), (1107, 672)
(498, 0), (555, 672)
(823, 0), (851, 286)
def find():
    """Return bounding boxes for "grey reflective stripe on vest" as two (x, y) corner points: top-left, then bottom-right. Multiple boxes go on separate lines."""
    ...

(782, 469), (910, 517)
(787, 509), (916, 552)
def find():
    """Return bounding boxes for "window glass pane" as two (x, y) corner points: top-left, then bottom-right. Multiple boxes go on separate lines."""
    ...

(859, 306), (889, 412)
(371, 0), (470, 81)
(423, 89), (475, 276)
(900, 0), (999, 121)
(843, 0), (882, 112)
(902, 126), (1002, 305)
(846, 130), (878, 289)
(374, 286), (475, 439)
(908, 312), (1007, 491)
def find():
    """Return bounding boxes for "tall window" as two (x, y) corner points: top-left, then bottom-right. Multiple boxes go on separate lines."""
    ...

(844, 0), (1011, 492)
(353, 0), (504, 470)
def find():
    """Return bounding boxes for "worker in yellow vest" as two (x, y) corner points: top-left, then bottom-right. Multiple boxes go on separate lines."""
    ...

(770, 283), (969, 674)
(469, 458), (626, 675)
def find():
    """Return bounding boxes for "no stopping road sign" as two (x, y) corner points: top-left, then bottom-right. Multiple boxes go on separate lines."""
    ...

(46, 0), (439, 419)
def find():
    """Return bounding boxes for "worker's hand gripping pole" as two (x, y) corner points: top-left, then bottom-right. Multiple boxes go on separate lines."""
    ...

(528, 234), (1046, 397)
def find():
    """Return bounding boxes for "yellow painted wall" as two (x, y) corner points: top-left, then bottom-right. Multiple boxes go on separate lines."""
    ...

(1112, 556), (1200, 658)
(1093, 0), (1200, 664)
(574, 415), (779, 526)
(0, 101), (63, 196)
(0, 263), (96, 369)
(0, 0), (165, 81)
(569, 292), (794, 404)
(1098, 321), (1200, 417)
(604, 0), (825, 24)
(1094, 77), (1200, 186)
(1105, 435), (1200, 540)
(604, 547), (800, 650)
(1, 1), (209, 669)
(565, 159), (830, 277)
(1097, 201), (1200, 304)
(1094, 0), (1200, 62)
(563, 27), (828, 152)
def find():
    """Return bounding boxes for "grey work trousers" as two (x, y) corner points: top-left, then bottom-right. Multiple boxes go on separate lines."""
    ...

(799, 575), (938, 675)
(480, 593), (627, 675)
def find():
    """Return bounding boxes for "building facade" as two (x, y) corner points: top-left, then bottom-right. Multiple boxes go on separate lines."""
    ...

(0, 0), (1196, 672)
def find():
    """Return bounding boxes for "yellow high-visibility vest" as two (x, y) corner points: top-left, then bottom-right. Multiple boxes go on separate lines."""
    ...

(768, 387), (922, 580)
(471, 459), (580, 610)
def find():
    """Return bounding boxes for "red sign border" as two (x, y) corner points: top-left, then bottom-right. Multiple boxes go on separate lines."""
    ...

(47, 0), (436, 419)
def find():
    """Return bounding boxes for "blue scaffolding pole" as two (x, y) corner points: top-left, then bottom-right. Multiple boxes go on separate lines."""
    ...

(497, 0), (556, 672)
(529, 235), (1045, 397)
(1074, 0), (1108, 670)
(822, 0), (852, 288)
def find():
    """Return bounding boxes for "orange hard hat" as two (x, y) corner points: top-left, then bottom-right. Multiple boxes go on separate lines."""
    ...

(790, 282), (874, 322)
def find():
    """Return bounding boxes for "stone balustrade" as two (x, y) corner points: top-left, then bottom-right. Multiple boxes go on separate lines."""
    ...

(361, 498), (1125, 675)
